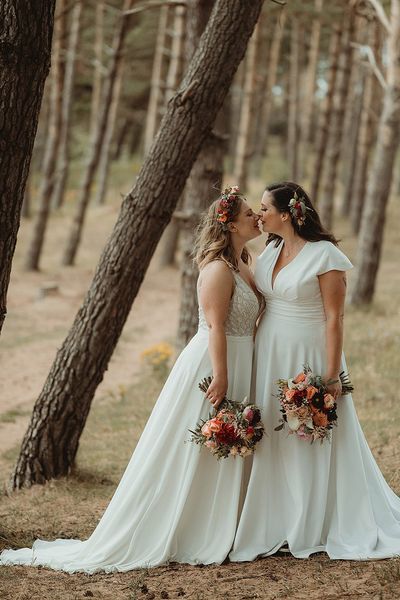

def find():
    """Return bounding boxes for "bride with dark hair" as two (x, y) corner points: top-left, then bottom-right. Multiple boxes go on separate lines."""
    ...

(230, 181), (400, 561)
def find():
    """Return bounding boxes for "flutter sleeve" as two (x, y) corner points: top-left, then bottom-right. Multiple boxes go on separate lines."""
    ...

(316, 242), (353, 276)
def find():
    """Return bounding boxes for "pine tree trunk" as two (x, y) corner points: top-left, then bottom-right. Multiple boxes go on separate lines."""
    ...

(25, 0), (67, 271)
(94, 55), (125, 205)
(287, 16), (301, 181)
(62, 0), (134, 267)
(350, 20), (382, 234)
(10, 0), (264, 489)
(0, 0), (55, 336)
(254, 10), (286, 166)
(90, 0), (105, 138)
(319, 3), (356, 229)
(113, 117), (132, 160)
(143, 5), (169, 154)
(233, 23), (259, 192)
(176, 0), (223, 348)
(350, 0), (400, 305)
(340, 68), (365, 217)
(52, 0), (83, 210)
(301, 0), (323, 149)
(310, 23), (343, 204)
(158, 3), (187, 266)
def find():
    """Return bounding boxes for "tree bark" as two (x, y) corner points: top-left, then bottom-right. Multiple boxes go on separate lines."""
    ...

(176, 0), (224, 348)
(310, 23), (343, 204)
(158, 3), (187, 266)
(51, 0), (83, 210)
(287, 16), (301, 181)
(253, 10), (286, 167)
(350, 0), (400, 305)
(94, 53), (125, 205)
(10, 0), (264, 489)
(233, 23), (259, 192)
(0, 0), (55, 334)
(62, 0), (134, 267)
(90, 0), (105, 138)
(301, 0), (323, 149)
(350, 19), (382, 233)
(25, 0), (67, 271)
(318, 2), (356, 229)
(143, 5), (169, 154)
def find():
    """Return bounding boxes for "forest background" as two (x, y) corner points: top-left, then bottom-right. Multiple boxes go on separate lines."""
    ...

(0, 0), (399, 598)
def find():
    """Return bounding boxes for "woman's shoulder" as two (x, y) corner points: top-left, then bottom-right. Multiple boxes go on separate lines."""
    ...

(199, 259), (234, 286)
(307, 240), (353, 274)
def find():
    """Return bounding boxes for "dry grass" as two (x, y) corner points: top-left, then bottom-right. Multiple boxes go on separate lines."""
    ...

(0, 159), (399, 599)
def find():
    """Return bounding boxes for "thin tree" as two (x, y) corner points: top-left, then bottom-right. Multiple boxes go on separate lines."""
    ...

(233, 23), (260, 191)
(159, 4), (187, 267)
(10, 0), (264, 490)
(253, 10), (287, 167)
(351, 0), (400, 305)
(287, 14), (301, 181)
(0, 0), (55, 336)
(143, 5), (169, 154)
(51, 0), (83, 210)
(350, 18), (382, 233)
(318, 1), (356, 229)
(62, 0), (134, 266)
(310, 22), (343, 204)
(25, 0), (67, 271)
(301, 0), (323, 151)
(90, 0), (105, 138)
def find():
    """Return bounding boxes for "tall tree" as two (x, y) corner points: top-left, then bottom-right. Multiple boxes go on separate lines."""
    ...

(310, 22), (343, 204)
(176, 0), (225, 349)
(301, 0), (323, 151)
(0, 0), (55, 335)
(25, 0), (67, 271)
(318, 1), (356, 229)
(51, 0), (83, 210)
(350, 18), (382, 233)
(253, 10), (286, 167)
(351, 0), (400, 305)
(62, 0), (134, 266)
(10, 0), (264, 490)
(287, 15), (301, 181)
(233, 23), (260, 191)
(90, 0), (105, 138)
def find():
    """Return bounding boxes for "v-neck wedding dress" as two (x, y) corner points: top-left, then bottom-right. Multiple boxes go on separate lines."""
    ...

(230, 240), (400, 561)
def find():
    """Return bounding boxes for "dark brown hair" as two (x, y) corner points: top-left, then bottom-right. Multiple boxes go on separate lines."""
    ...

(264, 181), (338, 246)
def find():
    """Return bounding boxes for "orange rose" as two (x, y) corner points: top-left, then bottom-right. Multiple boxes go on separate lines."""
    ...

(293, 372), (306, 384)
(208, 418), (223, 433)
(201, 423), (212, 437)
(285, 389), (297, 402)
(306, 386), (318, 400)
(313, 411), (328, 427)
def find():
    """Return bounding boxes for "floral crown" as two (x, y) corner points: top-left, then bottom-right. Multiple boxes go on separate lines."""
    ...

(288, 191), (312, 227)
(216, 185), (242, 229)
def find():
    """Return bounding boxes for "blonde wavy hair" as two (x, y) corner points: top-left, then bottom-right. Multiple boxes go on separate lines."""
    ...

(194, 197), (251, 271)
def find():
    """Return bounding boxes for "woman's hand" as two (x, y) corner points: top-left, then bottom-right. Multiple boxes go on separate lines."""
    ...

(205, 375), (228, 409)
(324, 375), (342, 400)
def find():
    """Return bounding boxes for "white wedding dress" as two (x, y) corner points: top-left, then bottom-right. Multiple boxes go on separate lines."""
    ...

(230, 240), (400, 561)
(0, 270), (259, 573)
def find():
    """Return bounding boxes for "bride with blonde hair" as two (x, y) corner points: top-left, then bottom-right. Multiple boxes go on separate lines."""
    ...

(1, 186), (262, 572)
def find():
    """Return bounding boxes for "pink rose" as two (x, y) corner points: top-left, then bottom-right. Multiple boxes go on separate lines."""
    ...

(201, 423), (212, 438)
(243, 406), (254, 423)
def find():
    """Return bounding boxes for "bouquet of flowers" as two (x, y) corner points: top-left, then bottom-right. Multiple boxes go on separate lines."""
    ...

(274, 365), (353, 444)
(189, 377), (265, 459)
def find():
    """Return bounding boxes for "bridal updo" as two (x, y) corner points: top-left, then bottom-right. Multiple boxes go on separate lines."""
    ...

(194, 196), (251, 271)
(265, 181), (338, 246)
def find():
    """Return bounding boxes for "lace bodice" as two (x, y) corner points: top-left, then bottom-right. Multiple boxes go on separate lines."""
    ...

(197, 271), (260, 336)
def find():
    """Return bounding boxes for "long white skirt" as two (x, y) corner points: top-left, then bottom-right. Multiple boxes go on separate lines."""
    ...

(0, 330), (254, 573)
(230, 313), (400, 561)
